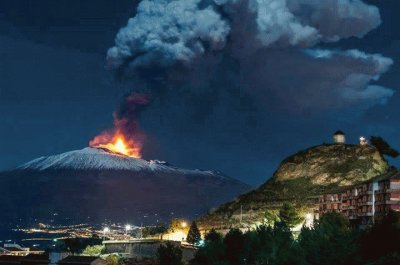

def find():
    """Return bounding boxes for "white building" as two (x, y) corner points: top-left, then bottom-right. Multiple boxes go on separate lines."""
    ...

(333, 130), (346, 144)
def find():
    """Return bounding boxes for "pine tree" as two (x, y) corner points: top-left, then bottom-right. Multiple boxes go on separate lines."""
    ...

(370, 136), (399, 158)
(186, 221), (201, 245)
(278, 202), (303, 228)
(157, 242), (183, 265)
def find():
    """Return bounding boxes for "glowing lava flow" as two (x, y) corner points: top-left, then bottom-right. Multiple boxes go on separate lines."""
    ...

(89, 131), (141, 158)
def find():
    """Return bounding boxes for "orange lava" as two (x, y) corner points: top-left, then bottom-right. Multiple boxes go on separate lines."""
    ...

(89, 130), (141, 158)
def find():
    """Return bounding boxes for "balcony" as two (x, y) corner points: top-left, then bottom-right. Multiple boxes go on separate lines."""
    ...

(375, 189), (387, 194)
(375, 200), (396, 205)
(386, 188), (400, 193)
(359, 190), (374, 195)
(358, 212), (373, 217)
(360, 201), (373, 206)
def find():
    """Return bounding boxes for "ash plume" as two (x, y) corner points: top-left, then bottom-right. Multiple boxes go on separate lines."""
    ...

(106, 0), (393, 111)
(114, 93), (152, 142)
(108, 0), (381, 68)
(89, 93), (151, 156)
(101, 0), (396, 165)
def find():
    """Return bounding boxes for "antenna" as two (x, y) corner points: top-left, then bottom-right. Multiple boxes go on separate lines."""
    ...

(240, 205), (243, 224)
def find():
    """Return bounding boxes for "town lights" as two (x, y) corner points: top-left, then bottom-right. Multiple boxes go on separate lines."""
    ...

(181, 222), (187, 228)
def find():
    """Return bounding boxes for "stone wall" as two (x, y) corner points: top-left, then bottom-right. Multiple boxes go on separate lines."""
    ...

(103, 239), (196, 263)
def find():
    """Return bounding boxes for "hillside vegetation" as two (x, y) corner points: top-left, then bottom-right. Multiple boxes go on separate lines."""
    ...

(198, 144), (392, 231)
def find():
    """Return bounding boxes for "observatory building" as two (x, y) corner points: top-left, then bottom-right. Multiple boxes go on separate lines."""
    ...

(333, 130), (346, 144)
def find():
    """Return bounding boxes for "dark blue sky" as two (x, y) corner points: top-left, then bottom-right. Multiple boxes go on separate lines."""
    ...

(0, 0), (399, 186)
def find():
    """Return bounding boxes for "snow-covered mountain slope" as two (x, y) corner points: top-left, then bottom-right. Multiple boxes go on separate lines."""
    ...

(18, 147), (225, 178)
(19, 147), (151, 171)
(19, 147), (179, 171)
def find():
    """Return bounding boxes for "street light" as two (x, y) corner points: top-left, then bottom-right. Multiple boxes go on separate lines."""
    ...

(125, 224), (132, 235)
(103, 227), (110, 240)
(181, 222), (187, 228)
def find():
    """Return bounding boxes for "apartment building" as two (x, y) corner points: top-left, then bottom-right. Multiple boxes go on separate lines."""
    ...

(318, 171), (400, 225)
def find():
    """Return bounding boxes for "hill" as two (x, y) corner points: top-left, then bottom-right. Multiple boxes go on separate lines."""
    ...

(197, 144), (391, 231)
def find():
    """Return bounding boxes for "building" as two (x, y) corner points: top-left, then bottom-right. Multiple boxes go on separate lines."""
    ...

(318, 172), (400, 226)
(359, 136), (368, 146)
(0, 254), (49, 265)
(103, 239), (196, 263)
(103, 239), (180, 259)
(333, 130), (346, 144)
(0, 247), (11, 256)
(0, 254), (21, 265)
(49, 251), (70, 265)
(0, 244), (45, 257)
(0, 244), (30, 256)
(19, 254), (50, 265)
(57, 256), (107, 265)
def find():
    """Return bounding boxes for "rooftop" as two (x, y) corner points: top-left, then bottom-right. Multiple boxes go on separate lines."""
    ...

(58, 255), (104, 264)
(333, 130), (345, 135)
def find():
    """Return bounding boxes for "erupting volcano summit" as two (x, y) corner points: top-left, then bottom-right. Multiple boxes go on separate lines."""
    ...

(89, 130), (142, 159)
(0, 147), (250, 227)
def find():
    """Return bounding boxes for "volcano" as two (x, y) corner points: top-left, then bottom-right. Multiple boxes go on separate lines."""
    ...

(0, 148), (250, 227)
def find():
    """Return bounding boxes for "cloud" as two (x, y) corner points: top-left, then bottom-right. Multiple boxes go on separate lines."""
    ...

(107, 0), (229, 69)
(342, 84), (394, 106)
(303, 49), (394, 107)
(107, 0), (393, 114)
(108, 0), (381, 69)
(286, 0), (381, 41)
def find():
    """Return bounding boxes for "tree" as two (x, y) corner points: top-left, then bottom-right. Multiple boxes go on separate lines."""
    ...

(63, 237), (102, 254)
(270, 221), (304, 265)
(157, 242), (183, 265)
(224, 229), (245, 265)
(204, 229), (222, 244)
(82, 244), (104, 256)
(263, 209), (279, 227)
(142, 224), (167, 238)
(370, 136), (399, 158)
(105, 255), (119, 265)
(359, 211), (400, 264)
(298, 212), (357, 265)
(278, 203), (303, 228)
(168, 218), (189, 233)
(187, 221), (202, 245)
(190, 229), (227, 265)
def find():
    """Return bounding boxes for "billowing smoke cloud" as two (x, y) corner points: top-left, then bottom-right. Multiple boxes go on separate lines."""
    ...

(106, 0), (394, 111)
(108, 0), (381, 69)
(286, 0), (381, 41)
(300, 49), (394, 108)
(100, 0), (398, 182)
(114, 93), (152, 140)
(107, 0), (392, 110)
(107, 0), (229, 69)
(105, 0), (395, 157)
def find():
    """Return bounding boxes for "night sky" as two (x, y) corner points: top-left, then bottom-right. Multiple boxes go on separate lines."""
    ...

(0, 0), (399, 186)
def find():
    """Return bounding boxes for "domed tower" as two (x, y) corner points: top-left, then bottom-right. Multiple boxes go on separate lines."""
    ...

(359, 136), (368, 146)
(333, 130), (346, 144)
